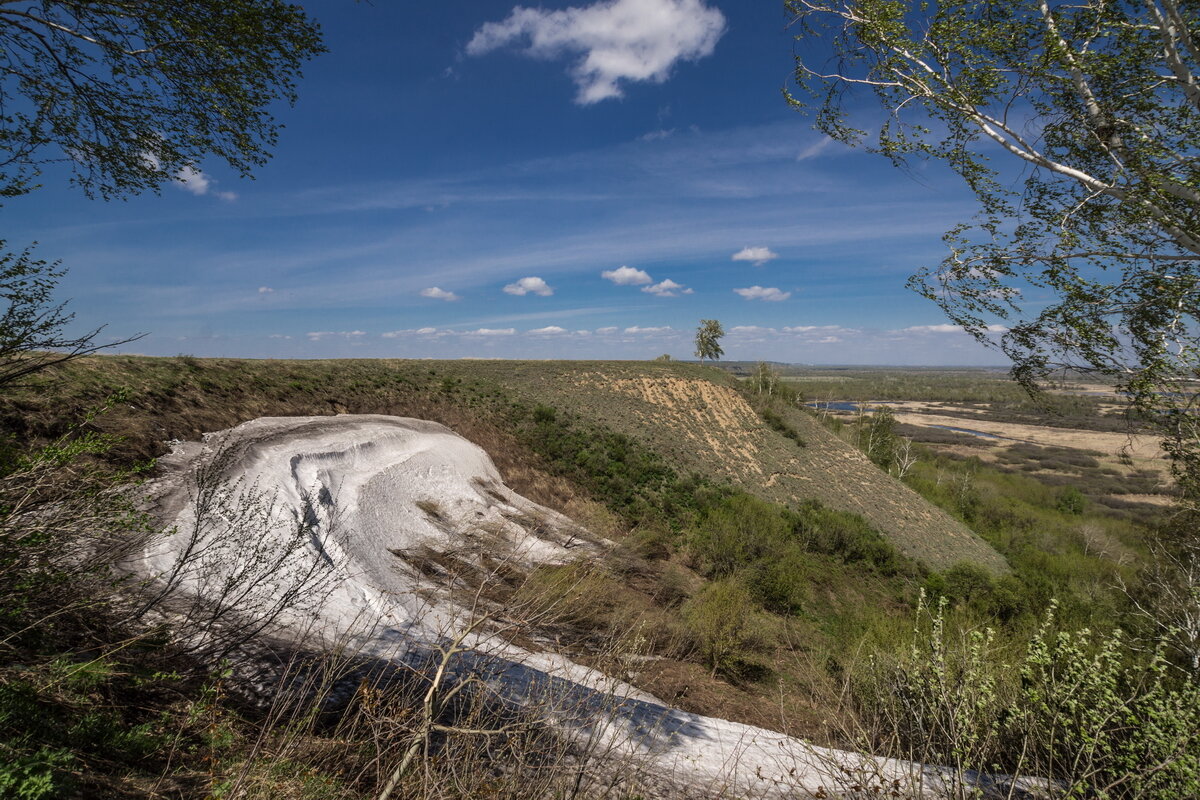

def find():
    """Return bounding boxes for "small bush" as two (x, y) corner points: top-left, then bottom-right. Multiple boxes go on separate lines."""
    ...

(760, 408), (807, 447)
(841, 597), (1200, 798)
(682, 579), (760, 678)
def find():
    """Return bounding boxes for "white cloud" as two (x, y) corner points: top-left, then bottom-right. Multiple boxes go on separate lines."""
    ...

(731, 246), (778, 266)
(595, 326), (619, 334)
(730, 325), (774, 334)
(176, 165), (237, 201)
(465, 328), (517, 336)
(503, 276), (554, 296)
(734, 285), (791, 302)
(796, 136), (834, 162)
(642, 278), (688, 297)
(267, 334), (292, 340)
(783, 325), (860, 336)
(306, 330), (366, 341)
(901, 324), (963, 334)
(624, 325), (672, 334)
(528, 325), (567, 335)
(898, 323), (1008, 335)
(176, 167), (207, 195)
(640, 128), (676, 141)
(381, 327), (446, 338)
(467, 0), (726, 105)
(420, 286), (461, 301)
(601, 265), (653, 286)
(257, 286), (275, 294)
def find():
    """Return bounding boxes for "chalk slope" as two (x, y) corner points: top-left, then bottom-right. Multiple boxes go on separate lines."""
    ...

(142, 415), (1016, 798)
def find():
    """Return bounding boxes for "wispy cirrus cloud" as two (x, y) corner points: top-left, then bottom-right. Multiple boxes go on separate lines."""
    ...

(466, 0), (726, 104)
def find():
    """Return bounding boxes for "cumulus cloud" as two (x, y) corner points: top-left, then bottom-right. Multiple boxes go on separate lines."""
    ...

(595, 326), (619, 334)
(267, 334), (291, 340)
(466, 328), (517, 336)
(730, 325), (774, 334)
(175, 164), (237, 201)
(602, 265), (652, 285)
(381, 327), (446, 338)
(306, 331), (366, 341)
(257, 286), (275, 294)
(177, 166), (209, 195)
(503, 276), (554, 296)
(901, 324), (963, 334)
(642, 278), (691, 297)
(420, 286), (461, 301)
(734, 285), (791, 302)
(467, 0), (726, 104)
(901, 323), (1009, 335)
(731, 246), (778, 266)
(528, 325), (567, 335)
(624, 325), (672, 334)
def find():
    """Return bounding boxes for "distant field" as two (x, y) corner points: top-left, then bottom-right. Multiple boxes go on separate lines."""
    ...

(761, 367), (1174, 512)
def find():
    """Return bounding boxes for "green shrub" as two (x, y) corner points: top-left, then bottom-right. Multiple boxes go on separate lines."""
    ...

(682, 579), (760, 678)
(759, 408), (806, 447)
(1057, 486), (1087, 515)
(743, 543), (813, 614)
(844, 597), (1200, 798)
(686, 494), (789, 578)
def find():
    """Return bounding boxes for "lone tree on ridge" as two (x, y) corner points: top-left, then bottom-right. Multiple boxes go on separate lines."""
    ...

(695, 319), (725, 364)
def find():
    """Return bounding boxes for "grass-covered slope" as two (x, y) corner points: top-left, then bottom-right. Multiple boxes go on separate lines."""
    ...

(4, 355), (1006, 572)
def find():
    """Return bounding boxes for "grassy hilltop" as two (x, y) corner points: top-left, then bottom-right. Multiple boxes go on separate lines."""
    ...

(5, 355), (1005, 573)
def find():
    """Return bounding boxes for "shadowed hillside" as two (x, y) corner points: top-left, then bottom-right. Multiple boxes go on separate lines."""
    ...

(5, 355), (1005, 573)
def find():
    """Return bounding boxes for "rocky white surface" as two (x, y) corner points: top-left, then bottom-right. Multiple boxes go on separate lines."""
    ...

(140, 415), (1022, 798)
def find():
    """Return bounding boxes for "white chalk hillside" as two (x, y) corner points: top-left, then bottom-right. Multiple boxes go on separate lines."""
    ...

(140, 414), (1022, 798)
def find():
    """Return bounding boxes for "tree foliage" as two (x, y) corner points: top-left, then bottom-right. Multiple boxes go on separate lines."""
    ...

(0, 0), (325, 199)
(0, 242), (138, 390)
(787, 0), (1200, 496)
(694, 318), (725, 363)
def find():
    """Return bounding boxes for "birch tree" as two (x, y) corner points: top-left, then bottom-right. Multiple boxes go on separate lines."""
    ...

(0, 0), (325, 199)
(787, 0), (1200, 498)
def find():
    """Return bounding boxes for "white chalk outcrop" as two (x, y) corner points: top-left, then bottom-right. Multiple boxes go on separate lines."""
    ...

(140, 415), (1024, 798)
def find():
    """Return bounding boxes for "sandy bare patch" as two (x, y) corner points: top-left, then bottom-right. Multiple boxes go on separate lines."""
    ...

(1110, 493), (1177, 507)
(892, 412), (1165, 462)
(600, 376), (766, 478)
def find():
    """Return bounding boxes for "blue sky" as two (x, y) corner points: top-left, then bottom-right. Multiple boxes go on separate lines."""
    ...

(11, 0), (1015, 365)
